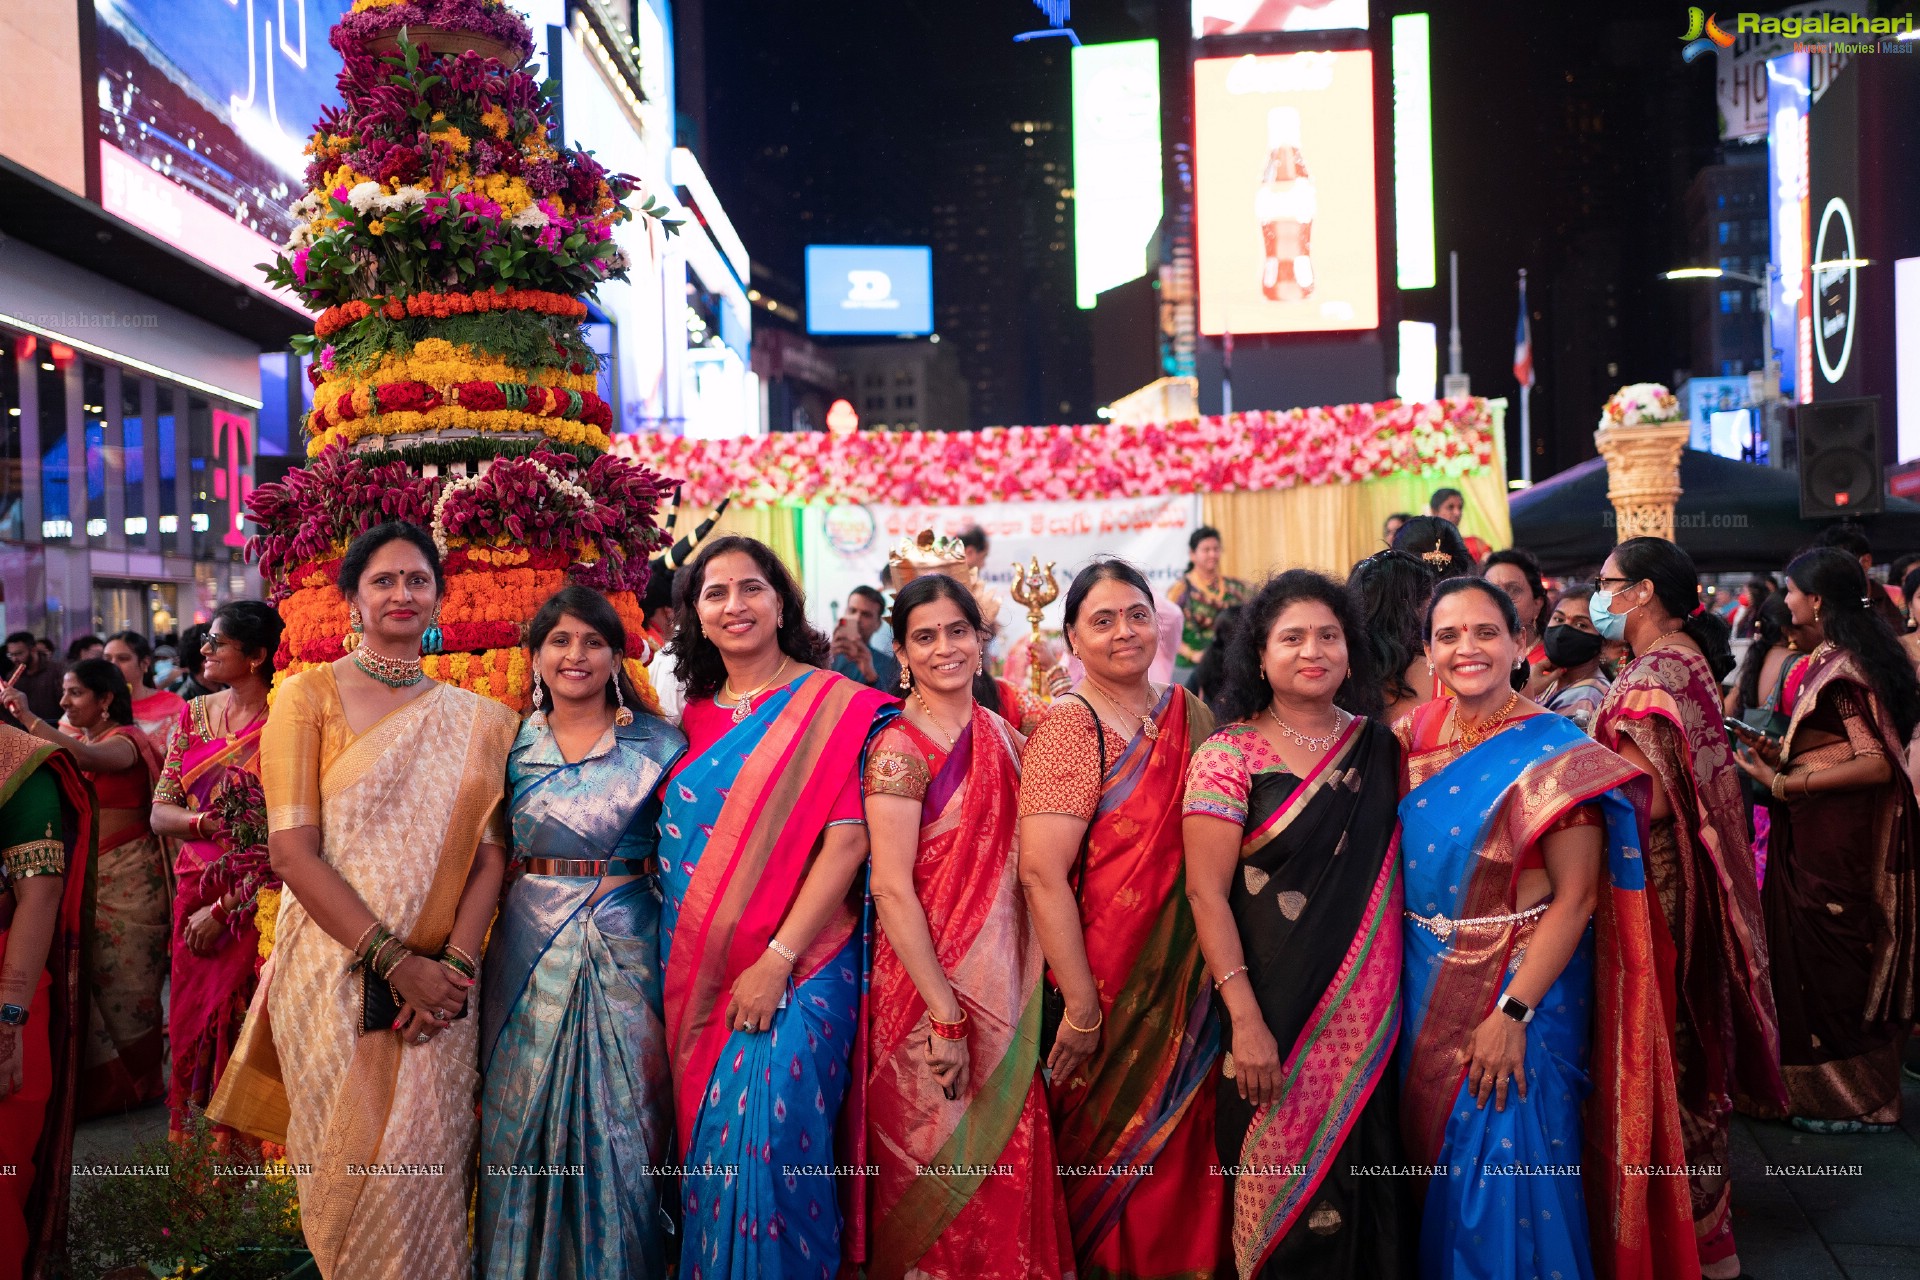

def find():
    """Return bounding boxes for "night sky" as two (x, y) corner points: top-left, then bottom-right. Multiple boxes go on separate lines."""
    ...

(696, 0), (1722, 474)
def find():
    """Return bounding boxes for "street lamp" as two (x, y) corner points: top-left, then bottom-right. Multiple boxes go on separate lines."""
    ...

(1661, 263), (1778, 464)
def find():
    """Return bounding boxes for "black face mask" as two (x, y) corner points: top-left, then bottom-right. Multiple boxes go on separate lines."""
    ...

(1543, 625), (1604, 668)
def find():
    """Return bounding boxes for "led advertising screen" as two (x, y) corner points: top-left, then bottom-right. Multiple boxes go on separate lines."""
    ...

(1072, 40), (1164, 310)
(94, 0), (349, 303)
(1194, 52), (1381, 337)
(1192, 0), (1369, 37)
(805, 245), (935, 336)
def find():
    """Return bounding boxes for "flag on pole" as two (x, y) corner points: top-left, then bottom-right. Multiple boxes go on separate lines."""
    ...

(1513, 272), (1535, 389)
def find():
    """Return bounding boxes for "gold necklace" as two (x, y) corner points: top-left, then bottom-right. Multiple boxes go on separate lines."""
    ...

(1085, 676), (1160, 741)
(1451, 690), (1520, 758)
(351, 646), (425, 688)
(720, 657), (790, 724)
(910, 687), (968, 750)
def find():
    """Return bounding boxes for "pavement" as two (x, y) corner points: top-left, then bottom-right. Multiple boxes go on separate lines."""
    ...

(71, 1076), (1920, 1276)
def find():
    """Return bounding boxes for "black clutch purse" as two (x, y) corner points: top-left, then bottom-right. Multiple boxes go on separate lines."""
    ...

(360, 964), (468, 1035)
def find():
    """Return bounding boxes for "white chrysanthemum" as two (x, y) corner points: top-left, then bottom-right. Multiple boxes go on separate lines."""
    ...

(508, 203), (550, 230)
(377, 185), (430, 213)
(346, 181), (383, 214)
(289, 192), (325, 223)
(604, 245), (632, 274)
(283, 223), (314, 252)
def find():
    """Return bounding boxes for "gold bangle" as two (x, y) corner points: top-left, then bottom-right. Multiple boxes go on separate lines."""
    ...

(443, 942), (478, 971)
(1800, 770), (1814, 797)
(1063, 1007), (1104, 1035)
(1770, 771), (1787, 802)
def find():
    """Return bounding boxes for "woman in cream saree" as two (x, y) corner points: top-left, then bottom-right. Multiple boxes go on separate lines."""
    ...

(211, 524), (520, 1280)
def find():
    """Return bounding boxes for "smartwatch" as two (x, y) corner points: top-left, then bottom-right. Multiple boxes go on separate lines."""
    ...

(1495, 993), (1534, 1025)
(0, 1003), (28, 1028)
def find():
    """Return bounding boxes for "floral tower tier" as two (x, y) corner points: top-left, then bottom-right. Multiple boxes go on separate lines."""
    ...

(246, 0), (681, 714)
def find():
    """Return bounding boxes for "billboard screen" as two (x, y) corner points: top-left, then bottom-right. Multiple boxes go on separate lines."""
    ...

(93, 0), (349, 303)
(1192, 0), (1369, 37)
(805, 245), (935, 336)
(1194, 52), (1380, 336)
(1072, 40), (1164, 310)
(1767, 52), (1812, 403)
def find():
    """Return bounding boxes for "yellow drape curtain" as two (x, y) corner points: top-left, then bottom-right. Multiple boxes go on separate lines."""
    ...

(662, 502), (803, 580)
(1204, 465), (1513, 585)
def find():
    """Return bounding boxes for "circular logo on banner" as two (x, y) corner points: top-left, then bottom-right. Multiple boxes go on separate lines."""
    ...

(822, 505), (878, 557)
(1813, 197), (1858, 386)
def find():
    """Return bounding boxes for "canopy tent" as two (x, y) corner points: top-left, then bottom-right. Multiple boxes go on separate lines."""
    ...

(1509, 449), (1920, 574)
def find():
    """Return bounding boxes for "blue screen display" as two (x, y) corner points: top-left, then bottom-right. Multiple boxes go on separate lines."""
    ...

(805, 245), (935, 336)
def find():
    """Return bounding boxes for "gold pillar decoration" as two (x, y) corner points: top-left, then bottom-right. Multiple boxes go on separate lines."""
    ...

(1009, 556), (1060, 700)
(1593, 383), (1689, 544)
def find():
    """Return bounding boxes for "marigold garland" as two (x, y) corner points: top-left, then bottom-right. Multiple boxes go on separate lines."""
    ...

(314, 289), (587, 339)
(307, 406), (612, 456)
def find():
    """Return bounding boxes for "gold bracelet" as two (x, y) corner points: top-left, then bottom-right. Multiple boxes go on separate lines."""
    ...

(1063, 1006), (1104, 1035)
(1800, 770), (1814, 797)
(1770, 771), (1788, 802)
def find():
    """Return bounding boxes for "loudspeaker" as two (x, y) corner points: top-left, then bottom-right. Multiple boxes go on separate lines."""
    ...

(1798, 397), (1883, 518)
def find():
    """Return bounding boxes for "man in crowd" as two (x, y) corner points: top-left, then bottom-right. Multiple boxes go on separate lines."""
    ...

(957, 525), (989, 576)
(830, 585), (901, 690)
(3, 631), (65, 727)
(65, 634), (103, 664)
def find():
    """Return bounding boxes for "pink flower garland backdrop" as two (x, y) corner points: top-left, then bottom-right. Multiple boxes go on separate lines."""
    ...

(619, 397), (1499, 508)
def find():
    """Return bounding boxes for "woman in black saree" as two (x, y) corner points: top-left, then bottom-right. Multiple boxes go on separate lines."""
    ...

(1184, 570), (1413, 1280)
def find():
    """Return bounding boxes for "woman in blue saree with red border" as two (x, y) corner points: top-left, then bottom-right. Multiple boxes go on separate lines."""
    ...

(656, 536), (892, 1280)
(1397, 579), (1697, 1280)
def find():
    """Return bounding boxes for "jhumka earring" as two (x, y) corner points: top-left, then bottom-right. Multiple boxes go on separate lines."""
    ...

(613, 665), (635, 727)
(900, 666), (913, 691)
(529, 670), (549, 731)
(344, 604), (364, 652)
(422, 605), (444, 656)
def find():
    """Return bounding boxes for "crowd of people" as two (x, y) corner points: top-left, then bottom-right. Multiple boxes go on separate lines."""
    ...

(0, 497), (1914, 1280)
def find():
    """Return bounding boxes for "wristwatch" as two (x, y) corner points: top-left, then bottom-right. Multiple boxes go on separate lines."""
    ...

(1494, 993), (1534, 1025)
(0, 1003), (28, 1028)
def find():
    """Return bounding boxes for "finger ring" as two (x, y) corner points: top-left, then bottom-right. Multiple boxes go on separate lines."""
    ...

(433, 1009), (445, 1020)
(416, 1033), (429, 1044)
(745, 1021), (758, 1033)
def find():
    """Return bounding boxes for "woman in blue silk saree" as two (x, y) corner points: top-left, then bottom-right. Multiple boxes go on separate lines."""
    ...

(1396, 580), (1698, 1280)
(478, 587), (688, 1280)
(656, 536), (891, 1280)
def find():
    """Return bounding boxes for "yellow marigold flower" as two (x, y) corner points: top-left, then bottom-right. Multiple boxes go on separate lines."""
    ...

(369, 219), (386, 235)
(480, 106), (511, 140)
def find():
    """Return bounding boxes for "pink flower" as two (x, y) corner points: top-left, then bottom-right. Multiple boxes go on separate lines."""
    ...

(292, 247), (312, 283)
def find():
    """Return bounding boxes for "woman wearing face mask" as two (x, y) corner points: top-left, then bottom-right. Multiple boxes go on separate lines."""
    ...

(102, 632), (187, 757)
(1586, 538), (1785, 1279)
(1733, 547), (1920, 1135)
(478, 586), (686, 1280)
(208, 522), (521, 1280)
(1018, 559), (1225, 1278)
(1529, 585), (1610, 732)
(3, 659), (167, 1118)
(1723, 595), (1805, 884)
(863, 573), (1073, 1280)
(1396, 578), (1695, 1280)
(1182, 571), (1410, 1279)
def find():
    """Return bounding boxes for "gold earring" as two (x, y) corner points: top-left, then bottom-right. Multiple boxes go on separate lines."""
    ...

(529, 670), (549, 731)
(343, 603), (364, 652)
(900, 666), (913, 691)
(613, 660), (634, 727)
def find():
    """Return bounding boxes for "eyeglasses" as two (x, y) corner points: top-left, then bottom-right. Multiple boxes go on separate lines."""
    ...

(199, 633), (239, 653)
(1591, 576), (1641, 593)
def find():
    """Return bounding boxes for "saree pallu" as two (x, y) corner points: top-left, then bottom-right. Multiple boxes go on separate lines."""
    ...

(1200, 719), (1411, 1280)
(1592, 648), (1786, 1268)
(478, 716), (687, 1280)
(865, 707), (1073, 1280)
(1398, 703), (1697, 1280)
(78, 724), (168, 1119)
(1762, 647), (1919, 1125)
(209, 671), (519, 1280)
(659, 671), (891, 1280)
(0, 732), (94, 1280)
(161, 700), (271, 1149)
(1049, 686), (1226, 1280)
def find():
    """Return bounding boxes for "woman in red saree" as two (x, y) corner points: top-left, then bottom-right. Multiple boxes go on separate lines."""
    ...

(0, 725), (93, 1280)
(151, 602), (282, 1149)
(1734, 548), (1920, 1133)
(4, 658), (167, 1117)
(864, 573), (1072, 1280)
(1019, 559), (1225, 1280)
(1588, 538), (1786, 1279)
